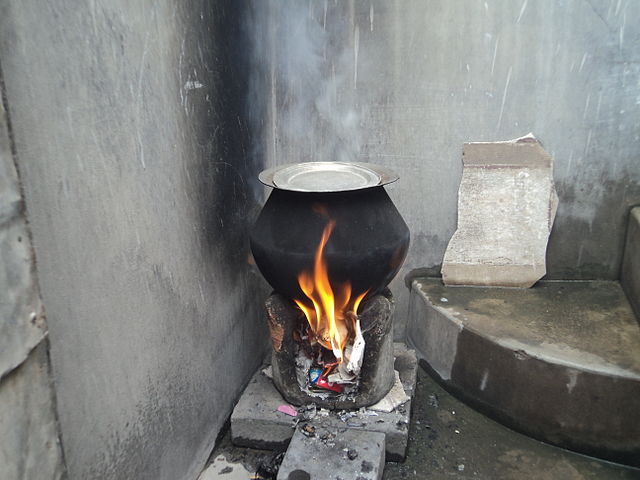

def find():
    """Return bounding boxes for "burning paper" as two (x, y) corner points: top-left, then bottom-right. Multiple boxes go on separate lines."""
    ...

(292, 214), (369, 394)
(345, 317), (365, 376)
(329, 317), (365, 384)
(294, 217), (368, 364)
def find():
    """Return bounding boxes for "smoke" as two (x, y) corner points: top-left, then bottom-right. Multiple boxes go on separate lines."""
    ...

(245, 0), (363, 165)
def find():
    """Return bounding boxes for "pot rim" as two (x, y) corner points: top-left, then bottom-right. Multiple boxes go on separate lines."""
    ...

(258, 161), (399, 192)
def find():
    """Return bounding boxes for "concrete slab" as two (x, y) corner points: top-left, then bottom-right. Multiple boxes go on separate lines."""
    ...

(621, 206), (640, 320)
(442, 134), (558, 288)
(407, 277), (640, 466)
(231, 344), (417, 461)
(210, 366), (640, 479)
(277, 426), (385, 480)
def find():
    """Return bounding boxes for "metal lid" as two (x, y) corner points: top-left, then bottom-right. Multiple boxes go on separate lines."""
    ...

(258, 162), (399, 192)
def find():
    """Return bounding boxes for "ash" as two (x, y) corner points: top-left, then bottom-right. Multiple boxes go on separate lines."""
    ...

(292, 317), (366, 402)
(294, 345), (360, 402)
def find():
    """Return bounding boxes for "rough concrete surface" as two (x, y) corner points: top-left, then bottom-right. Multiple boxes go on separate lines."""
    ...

(250, 1), (640, 338)
(231, 344), (417, 461)
(209, 366), (639, 479)
(277, 427), (385, 480)
(0, 80), (46, 379)
(621, 207), (640, 320)
(0, 72), (64, 479)
(0, 2), (269, 479)
(407, 277), (640, 465)
(0, 343), (65, 480)
(442, 135), (558, 288)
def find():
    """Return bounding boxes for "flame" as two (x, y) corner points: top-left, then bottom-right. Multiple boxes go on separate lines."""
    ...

(294, 219), (368, 362)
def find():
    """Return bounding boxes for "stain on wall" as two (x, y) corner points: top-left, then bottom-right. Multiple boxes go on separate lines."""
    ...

(249, 0), (640, 336)
(0, 1), (268, 479)
(0, 61), (65, 480)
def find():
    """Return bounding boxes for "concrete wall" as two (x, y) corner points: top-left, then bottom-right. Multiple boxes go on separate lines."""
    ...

(0, 1), (268, 479)
(0, 71), (65, 479)
(621, 207), (640, 320)
(1, 1), (638, 478)
(255, 0), (640, 336)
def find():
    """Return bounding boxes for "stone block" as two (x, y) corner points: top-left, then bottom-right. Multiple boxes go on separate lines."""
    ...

(230, 368), (298, 451)
(442, 134), (558, 288)
(231, 344), (417, 461)
(621, 207), (640, 320)
(277, 426), (385, 480)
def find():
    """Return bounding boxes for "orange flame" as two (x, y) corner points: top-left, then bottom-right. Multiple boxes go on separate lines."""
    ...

(294, 219), (368, 362)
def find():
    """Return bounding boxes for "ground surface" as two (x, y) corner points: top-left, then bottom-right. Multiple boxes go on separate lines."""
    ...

(207, 367), (640, 479)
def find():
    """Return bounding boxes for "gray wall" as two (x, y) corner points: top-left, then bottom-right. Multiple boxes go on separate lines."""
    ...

(0, 1), (268, 479)
(0, 71), (64, 479)
(1, 1), (639, 478)
(255, 0), (640, 336)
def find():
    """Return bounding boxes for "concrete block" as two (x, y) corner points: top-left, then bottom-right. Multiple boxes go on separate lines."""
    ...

(231, 344), (417, 461)
(407, 277), (640, 465)
(442, 134), (558, 288)
(230, 369), (298, 451)
(621, 207), (640, 320)
(277, 426), (385, 480)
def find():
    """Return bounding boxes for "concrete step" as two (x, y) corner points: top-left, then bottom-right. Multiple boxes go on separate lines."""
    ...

(407, 278), (640, 466)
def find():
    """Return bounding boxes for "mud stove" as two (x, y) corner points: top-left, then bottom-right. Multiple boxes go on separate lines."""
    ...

(231, 162), (417, 479)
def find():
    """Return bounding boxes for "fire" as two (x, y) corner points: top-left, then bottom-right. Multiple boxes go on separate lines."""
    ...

(294, 219), (367, 363)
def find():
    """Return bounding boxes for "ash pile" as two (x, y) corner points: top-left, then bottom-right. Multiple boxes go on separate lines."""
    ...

(230, 342), (418, 473)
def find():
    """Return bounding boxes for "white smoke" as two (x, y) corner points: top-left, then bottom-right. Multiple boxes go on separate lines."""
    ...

(246, 0), (363, 165)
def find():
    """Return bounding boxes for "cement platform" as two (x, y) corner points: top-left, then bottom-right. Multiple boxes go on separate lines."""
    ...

(231, 344), (417, 462)
(407, 278), (640, 466)
(204, 365), (640, 479)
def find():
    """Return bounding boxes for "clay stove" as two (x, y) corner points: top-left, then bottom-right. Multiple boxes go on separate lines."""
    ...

(250, 162), (410, 409)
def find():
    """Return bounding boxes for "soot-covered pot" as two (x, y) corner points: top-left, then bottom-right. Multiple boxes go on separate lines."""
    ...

(250, 162), (410, 300)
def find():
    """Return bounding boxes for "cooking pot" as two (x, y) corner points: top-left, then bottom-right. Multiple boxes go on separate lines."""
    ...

(250, 162), (410, 301)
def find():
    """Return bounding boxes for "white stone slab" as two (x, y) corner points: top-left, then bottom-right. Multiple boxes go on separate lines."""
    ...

(442, 134), (558, 288)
